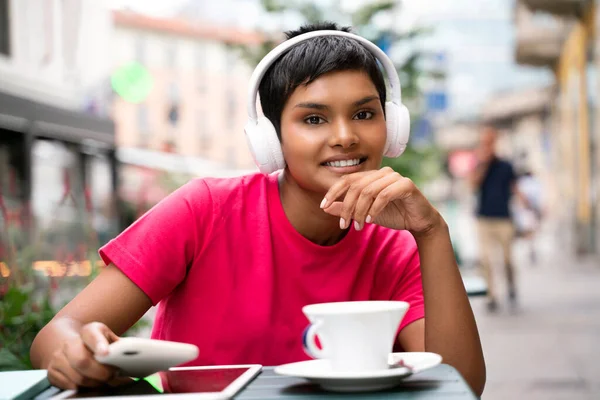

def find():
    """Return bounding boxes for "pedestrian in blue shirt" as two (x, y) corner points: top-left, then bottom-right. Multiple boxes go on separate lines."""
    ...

(469, 126), (521, 312)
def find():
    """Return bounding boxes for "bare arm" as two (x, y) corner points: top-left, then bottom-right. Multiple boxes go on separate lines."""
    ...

(30, 264), (152, 369)
(398, 221), (486, 397)
(321, 168), (486, 396)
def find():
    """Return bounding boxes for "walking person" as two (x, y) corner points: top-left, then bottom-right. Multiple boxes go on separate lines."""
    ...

(470, 126), (521, 312)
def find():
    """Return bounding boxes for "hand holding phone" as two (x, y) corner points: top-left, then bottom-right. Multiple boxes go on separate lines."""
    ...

(95, 338), (199, 378)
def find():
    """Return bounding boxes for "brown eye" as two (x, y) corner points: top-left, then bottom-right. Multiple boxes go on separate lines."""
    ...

(305, 116), (325, 125)
(354, 111), (374, 120)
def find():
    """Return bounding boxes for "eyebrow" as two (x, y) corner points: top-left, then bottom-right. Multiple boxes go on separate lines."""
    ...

(293, 95), (380, 110)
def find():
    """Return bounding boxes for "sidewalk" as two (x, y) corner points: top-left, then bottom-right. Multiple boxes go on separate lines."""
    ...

(471, 234), (600, 400)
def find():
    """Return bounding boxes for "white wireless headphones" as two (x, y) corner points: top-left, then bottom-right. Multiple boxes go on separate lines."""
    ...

(244, 30), (411, 174)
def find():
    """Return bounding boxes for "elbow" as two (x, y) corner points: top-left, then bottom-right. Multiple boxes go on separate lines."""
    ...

(472, 373), (486, 398)
(30, 325), (47, 369)
(465, 360), (487, 398)
(29, 316), (72, 369)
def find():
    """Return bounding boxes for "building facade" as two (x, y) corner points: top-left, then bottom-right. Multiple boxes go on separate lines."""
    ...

(0, 0), (113, 112)
(514, 0), (599, 255)
(111, 11), (263, 171)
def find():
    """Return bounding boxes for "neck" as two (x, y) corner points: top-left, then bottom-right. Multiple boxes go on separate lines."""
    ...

(278, 169), (349, 246)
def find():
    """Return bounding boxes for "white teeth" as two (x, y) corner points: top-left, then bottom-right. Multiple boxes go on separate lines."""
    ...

(325, 158), (361, 167)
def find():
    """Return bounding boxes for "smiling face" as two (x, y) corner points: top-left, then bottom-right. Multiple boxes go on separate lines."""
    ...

(280, 69), (387, 194)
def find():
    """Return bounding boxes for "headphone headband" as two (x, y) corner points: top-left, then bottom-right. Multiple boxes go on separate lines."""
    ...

(246, 30), (402, 123)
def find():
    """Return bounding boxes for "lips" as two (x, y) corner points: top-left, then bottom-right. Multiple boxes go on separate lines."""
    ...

(320, 156), (368, 173)
(321, 154), (368, 167)
(323, 158), (362, 167)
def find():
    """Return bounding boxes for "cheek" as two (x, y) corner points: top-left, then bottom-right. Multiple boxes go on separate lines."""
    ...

(371, 123), (388, 150)
(281, 125), (321, 161)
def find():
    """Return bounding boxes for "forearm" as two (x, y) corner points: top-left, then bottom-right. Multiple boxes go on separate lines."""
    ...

(415, 220), (486, 396)
(30, 316), (83, 369)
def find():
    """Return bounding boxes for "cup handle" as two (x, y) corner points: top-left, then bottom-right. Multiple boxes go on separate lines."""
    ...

(302, 321), (327, 359)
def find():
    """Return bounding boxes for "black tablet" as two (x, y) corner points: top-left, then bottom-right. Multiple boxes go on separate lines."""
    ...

(51, 365), (262, 400)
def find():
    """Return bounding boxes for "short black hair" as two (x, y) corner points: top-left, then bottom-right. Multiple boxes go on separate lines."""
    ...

(258, 21), (387, 140)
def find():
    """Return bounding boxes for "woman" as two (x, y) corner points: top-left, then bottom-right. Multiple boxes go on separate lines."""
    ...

(31, 22), (486, 396)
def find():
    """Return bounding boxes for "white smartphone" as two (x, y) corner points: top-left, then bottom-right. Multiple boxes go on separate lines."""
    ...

(94, 338), (200, 378)
(50, 365), (263, 400)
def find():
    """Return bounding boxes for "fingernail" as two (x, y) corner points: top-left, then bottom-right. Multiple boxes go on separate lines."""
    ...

(320, 198), (327, 209)
(354, 221), (361, 231)
(97, 342), (109, 355)
(340, 218), (346, 229)
(366, 215), (372, 223)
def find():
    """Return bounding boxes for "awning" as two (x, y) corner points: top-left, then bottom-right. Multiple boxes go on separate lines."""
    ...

(116, 147), (258, 178)
(0, 91), (115, 146)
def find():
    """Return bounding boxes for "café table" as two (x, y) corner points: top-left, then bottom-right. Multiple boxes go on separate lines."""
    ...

(9, 364), (478, 400)
(237, 365), (478, 400)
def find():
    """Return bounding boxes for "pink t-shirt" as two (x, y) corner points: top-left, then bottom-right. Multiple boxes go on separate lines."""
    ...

(99, 172), (424, 367)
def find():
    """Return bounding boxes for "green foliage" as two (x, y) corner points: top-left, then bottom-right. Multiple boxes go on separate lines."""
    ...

(0, 198), (148, 371)
(381, 145), (443, 188)
(351, 0), (395, 27)
(0, 285), (55, 370)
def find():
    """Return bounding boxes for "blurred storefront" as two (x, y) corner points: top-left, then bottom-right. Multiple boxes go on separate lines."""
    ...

(514, 0), (599, 256)
(0, 0), (120, 277)
(0, 91), (120, 255)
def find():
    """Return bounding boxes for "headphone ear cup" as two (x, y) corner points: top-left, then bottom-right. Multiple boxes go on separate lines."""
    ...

(384, 102), (410, 158)
(244, 117), (285, 174)
(260, 117), (286, 173)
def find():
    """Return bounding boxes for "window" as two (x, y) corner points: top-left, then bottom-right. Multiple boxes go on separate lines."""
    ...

(135, 36), (145, 63)
(197, 75), (207, 94)
(0, 0), (11, 56)
(137, 104), (150, 146)
(226, 90), (237, 132)
(196, 43), (205, 69)
(196, 44), (207, 93)
(166, 41), (177, 69)
(198, 111), (211, 152)
(87, 152), (119, 246)
(31, 140), (81, 229)
(225, 50), (236, 74)
(168, 82), (180, 103)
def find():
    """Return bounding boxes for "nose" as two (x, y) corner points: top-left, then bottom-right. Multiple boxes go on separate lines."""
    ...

(328, 119), (359, 149)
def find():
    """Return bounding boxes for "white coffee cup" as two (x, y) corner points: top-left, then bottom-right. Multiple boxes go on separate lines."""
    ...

(302, 301), (409, 372)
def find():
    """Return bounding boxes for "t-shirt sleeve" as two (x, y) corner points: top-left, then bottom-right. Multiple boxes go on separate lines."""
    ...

(98, 179), (213, 305)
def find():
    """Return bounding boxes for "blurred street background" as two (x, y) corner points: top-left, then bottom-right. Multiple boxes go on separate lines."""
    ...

(0, 0), (599, 398)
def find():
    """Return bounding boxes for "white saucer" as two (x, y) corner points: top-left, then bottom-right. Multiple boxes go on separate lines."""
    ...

(274, 352), (442, 392)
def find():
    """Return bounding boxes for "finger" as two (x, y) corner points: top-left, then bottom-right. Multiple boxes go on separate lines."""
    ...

(330, 168), (391, 229)
(57, 348), (105, 388)
(81, 322), (119, 356)
(368, 178), (415, 222)
(322, 201), (343, 217)
(48, 366), (77, 390)
(337, 168), (396, 229)
(59, 365), (104, 388)
(320, 174), (357, 210)
(352, 172), (402, 230)
(321, 169), (383, 209)
(63, 339), (117, 384)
